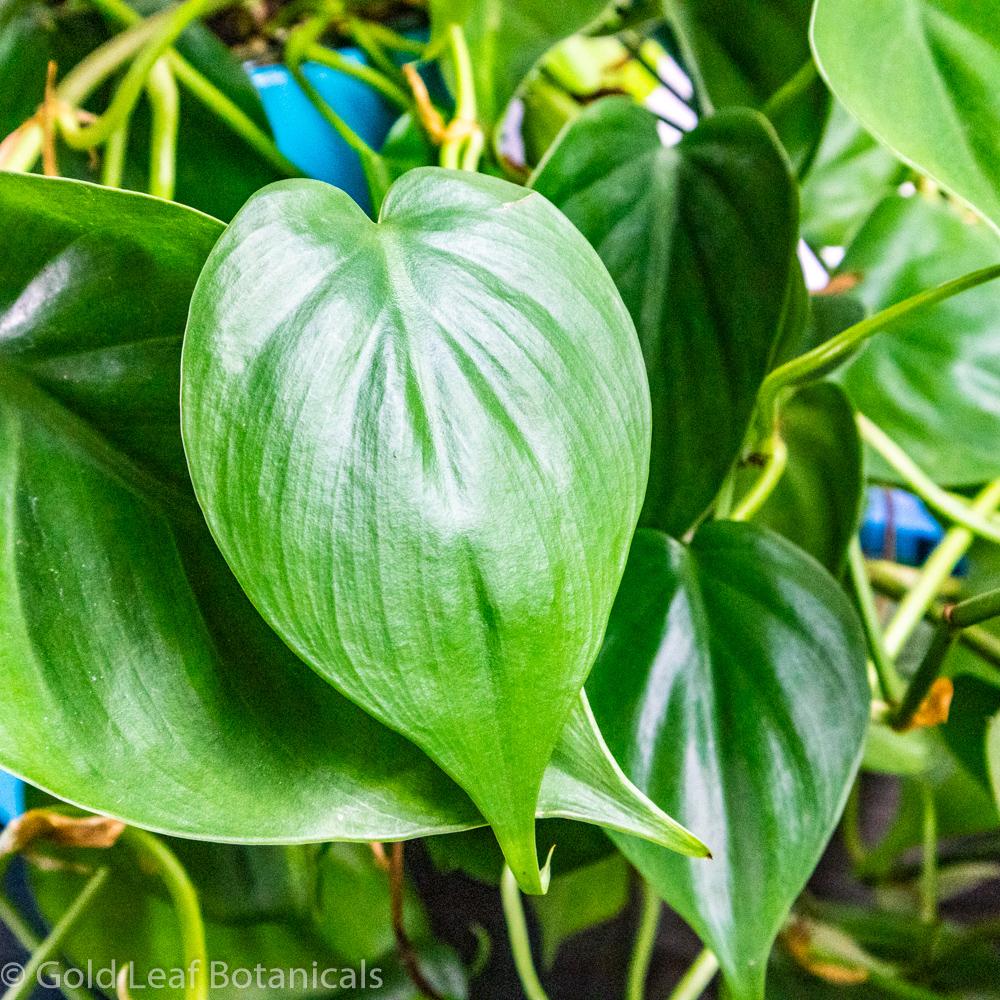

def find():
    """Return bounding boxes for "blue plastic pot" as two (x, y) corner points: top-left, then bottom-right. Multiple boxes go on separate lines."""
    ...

(859, 487), (967, 573)
(248, 49), (398, 211)
(0, 772), (23, 825)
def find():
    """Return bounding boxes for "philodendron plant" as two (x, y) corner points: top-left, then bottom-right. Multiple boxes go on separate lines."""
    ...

(2, 1), (1000, 999)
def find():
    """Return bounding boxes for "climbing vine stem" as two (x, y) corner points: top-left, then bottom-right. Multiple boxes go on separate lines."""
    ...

(440, 23), (481, 171)
(0, 867), (109, 1000)
(501, 866), (549, 1000)
(626, 879), (661, 1000)
(883, 478), (1000, 658)
(758, 264), (1000, 420)
(666, 949), (719, 1000)
(120, 828), (208, 1000)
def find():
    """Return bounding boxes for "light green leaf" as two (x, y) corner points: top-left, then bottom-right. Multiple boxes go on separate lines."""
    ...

(836, 194), (1000, 488)
(666, 0), (828, 172)
(531, 98), (798, 536)
(588, 525), (869, 1000)
(0, 173), (692, 862)
(181, 168), (659, 893)
(812, 0), (1000, 230)
(750, 382), (863, 574)
(427, 0), (609, 131)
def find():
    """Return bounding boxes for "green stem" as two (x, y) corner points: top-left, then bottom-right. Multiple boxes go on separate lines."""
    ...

(0, 13), (163, 172)
(306, 43), (410, 107)
(762, 58), (818, 121)
(120, 828), (207, 1000)
(893, 584), (1000, 728)
(347, 18), (402, 80)
(867, 561), (1000, 667)
(883, 478), (1000, 658)
(86, 0), (299, 176)
(0, 893), (95, 1000)
(949, 586), (1000, 630)
(100, 118), (129, 187)
(865, 970), (950, 1000)
(59, 12), (167, 106)
(60, 0), (234, 150)
(145, 56), (178, 198)
(500, 866), (549, 1000)
(666, 949), (719, 1000)
(892, 618), (953, 729)
(626, 880), (661, 1000)
(729, 433), (788, 522)
(919, 782), (938, 926)
(759, 264), (1000, 418)
(353, 20), (425, 55)
(885, 479), (1000, 657)
(0, 867), (109, 1000)
(286, 19), (376, 159)
(859, 415), (1000, 544)
(848, 538), (904, 702)
(439, 23), (480, 171)
(168, 53), (300, 175)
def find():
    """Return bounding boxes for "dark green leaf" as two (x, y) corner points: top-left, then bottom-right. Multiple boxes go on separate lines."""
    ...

(0, 174), (690, 857)
(180, 167), (685, 893)
(836, 195), (1000, 487)
(799, 101), (902, 249)
(751, 382), (863, 575)
(812, 0), (1000, 230)
(588, 525), (869, 1000)
(531, 98), (798, 536)
(665, 0), (828, 173)
(427, 0), (608, 131)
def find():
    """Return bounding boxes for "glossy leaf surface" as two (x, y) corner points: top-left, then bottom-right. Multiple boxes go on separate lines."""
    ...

(837, 195), (1000, 487)
(428, 0), (608, 131)
(181, 169), (653, 891)
(812, 0), (1000, 229)
(0, 174), (685, 857)
(588, 525), (869, 999)
(531, 99), (797, 536)
(666, 0), (828, 172)
(752, 382), (863, 574)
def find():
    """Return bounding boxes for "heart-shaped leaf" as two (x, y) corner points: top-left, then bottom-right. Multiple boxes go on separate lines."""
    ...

(530, 99), (798, 536)
(812, 0), (1000, 230)
(427, 0), (609, 132)
(0, 173), (696, 862)
(587, 525), (869, 1000)
(836, 194), (1000, 488)
(666, 0), (828, 173)
(181, 168), (653, 892)
(749, 382), (863, 575)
